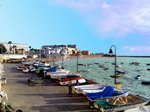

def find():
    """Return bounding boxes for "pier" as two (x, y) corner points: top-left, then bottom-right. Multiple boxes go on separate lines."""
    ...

(2, 63), (97, 112)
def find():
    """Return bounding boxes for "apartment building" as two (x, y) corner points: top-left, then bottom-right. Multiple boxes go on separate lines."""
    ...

(41, 44), (78, 58)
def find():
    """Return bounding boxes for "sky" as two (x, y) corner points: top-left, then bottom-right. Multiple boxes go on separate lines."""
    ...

(1, 0), (150, 56)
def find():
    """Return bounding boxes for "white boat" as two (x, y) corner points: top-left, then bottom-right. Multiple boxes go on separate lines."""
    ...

(135, 75), (141, 80)
(59, 76), (86, 85)
(45, 66), (70, 77)
(22, 66), (29, 73)
(72, 84), (106, 94)
(51, 73), (80, 80)
(85, 86), (130, 101)
(94, 94), (149, 112)
(124, 105), (150, 112)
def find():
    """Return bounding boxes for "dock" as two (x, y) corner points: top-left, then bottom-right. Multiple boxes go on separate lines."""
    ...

(2, 63), (97, 112)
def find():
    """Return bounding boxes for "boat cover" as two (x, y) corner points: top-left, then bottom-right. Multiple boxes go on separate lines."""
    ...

(46, 66), (57, 72)
(85, 86), (130, 101)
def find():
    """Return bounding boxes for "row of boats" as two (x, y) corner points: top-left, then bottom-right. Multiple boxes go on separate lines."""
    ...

(16, 60), (150, 112)
(17, 61), (86, 86)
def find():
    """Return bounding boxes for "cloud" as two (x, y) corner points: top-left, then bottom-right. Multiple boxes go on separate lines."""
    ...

(52, 0), (150, 36)
(123, 46), (150, 55)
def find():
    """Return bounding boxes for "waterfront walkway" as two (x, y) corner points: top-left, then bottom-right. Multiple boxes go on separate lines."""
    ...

(2, 64), (97, 112)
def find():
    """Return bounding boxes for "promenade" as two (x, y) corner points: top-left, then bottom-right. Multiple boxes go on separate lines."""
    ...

(2, 63), (97, 112)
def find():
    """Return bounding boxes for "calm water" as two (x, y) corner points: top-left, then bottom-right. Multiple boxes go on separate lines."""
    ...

(60, 57), (150, 99)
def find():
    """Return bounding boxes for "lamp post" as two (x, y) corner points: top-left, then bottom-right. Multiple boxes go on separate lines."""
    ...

(76, 52), (79, 73)
(62, 54), (64, 68)
(51, 50), (55, 66)
(109, 45), (117, 84)
(76, 52), (81, 73)
(61, 53), (65, 68)
(60, 48), (65, 68)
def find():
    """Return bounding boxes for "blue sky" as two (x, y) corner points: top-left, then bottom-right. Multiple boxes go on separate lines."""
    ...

(0, 0), (150, 56)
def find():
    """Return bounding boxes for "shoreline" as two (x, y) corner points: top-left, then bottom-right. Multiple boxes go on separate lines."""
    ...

(26, 55), (103, 63)
(2, 54), (150, 64)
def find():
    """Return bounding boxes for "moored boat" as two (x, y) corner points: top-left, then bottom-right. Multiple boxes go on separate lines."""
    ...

(141, 81), (150, 85)
(51, 73), (79, 80)
(59, 76), (86, 85)
(72, 84), (107, 94)
(94, 94), (149, 112)
(135, 75), (141, 80)
(85, 86), (130, 101)
(45, 66), (70, 78)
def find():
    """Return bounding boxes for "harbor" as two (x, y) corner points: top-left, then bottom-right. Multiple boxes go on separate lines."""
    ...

(0, 57), (149, 112)
(1, 63), (97, 112)
(1, 0), (150, 111)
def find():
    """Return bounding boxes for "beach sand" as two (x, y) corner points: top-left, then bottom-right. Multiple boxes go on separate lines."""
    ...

(2, 63), (97, 112)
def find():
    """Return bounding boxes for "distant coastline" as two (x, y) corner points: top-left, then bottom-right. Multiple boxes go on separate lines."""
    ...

(117, 55), (150, 58)
(1, 54), (150, 63)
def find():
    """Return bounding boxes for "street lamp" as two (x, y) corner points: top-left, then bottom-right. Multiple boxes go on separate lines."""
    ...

(61, 53), (65, 68)
(60, 49), (65, 68)
(51, 50), (55, 66)
(76, 52), (81, 73)
(61, 54), (64, 68)
(109, 45), (117, 84)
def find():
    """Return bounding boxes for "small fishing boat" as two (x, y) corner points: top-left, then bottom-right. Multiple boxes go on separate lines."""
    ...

(85, 86), (130, 101)
(59, 76), (86, 85)
(78, 63), (86, 66)
(129, 62), (140, 65)
(72, 84), (107, 94)
(86, 63), (93, 67)
(116, 70), (128, 74)
(141, 81), (150, 85)
(110, 74), (122, 78)
(135, 75), (141, 80)
(146, 63), (150, 66)
(147, 68), (150, 71)
(51, 73), (79, 80)
(93, 94), (149, 112)
(45, 66), (70, 77)
(94, 62), (100, 65)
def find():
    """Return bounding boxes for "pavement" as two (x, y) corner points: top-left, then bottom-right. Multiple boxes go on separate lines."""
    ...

(2, 63), (97, 112)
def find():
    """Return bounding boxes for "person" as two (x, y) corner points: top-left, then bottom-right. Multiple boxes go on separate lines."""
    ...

(39, 68), (44, 77)
(68, 80), (73, 94)
(76, 80), (79, 86)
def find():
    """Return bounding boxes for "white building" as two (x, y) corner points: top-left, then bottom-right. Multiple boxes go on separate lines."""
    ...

(0, 42), (28, 54)
(42, 45), (78, 58)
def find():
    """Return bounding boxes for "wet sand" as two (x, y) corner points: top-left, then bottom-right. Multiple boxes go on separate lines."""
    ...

(2, 63), (97, 112)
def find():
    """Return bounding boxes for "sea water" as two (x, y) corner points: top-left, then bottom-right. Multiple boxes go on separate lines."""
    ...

(60, 57), (150, 99)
